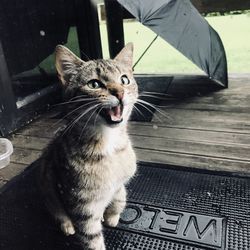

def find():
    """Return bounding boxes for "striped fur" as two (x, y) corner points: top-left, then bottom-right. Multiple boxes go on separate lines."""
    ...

(38, 44), (138, 250)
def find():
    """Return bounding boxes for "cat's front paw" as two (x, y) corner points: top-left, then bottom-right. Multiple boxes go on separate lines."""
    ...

(88, 235), (106, 250)
(61, 220), (75, 236)
(104, 214), (120, 227)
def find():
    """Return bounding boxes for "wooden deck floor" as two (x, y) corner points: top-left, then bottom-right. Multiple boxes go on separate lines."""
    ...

(1, 75), (250, 187)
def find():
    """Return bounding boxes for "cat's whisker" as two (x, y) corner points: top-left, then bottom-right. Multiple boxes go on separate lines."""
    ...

(135, 102), (163, 122)
(140, 91), (172, 97)
(94, 106), (104, 128)
(53, 101), (99, 128)
(137, 99), (171, 120)
(68, 104), (101, 129)
(62, 112), (84, 136)
(133, 104), (146, 120)
(53, 100), (100, 127)
(61, 110), (89, 137)
(62, 104), (101, 136)
(138, 96), (173, 108)
(138, 94), (175, 102)
(69, 94), (90, 101)
(52, 98), (98, 107)
(138, 92), (176, 108)
(79, 104), (102, 140)
(139, 94), (166, 100)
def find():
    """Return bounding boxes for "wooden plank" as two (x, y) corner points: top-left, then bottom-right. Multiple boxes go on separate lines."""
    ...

(2, 145), (250, 190)
(183, 95), (250, 106)
(15, 118), (250, 147)
(9, 139), (250, 176)
(152, 108), (250, 134)
(11, 125), (250, 162)
(131, 135), (250, 162)
(13, 115), (250, 148)
(172, 92), (250, 106)
(0, 163), (27, 181)
(162, 86), (250, 107)
(0, 162), (28, 188)
(12, 124), (250, 154)
(129, 123), (250, 145)
(137, 76), (250, 113)
(135, 148), (250, 174)
(11, 147), (41, 165)
(18, 108), (250, 136)
(160, 103), (250, 113)
(7, 127), (250, 182)
(159, 79), (250, 112)
(15, 122), (60, 138)
(10, 134), (50, 151)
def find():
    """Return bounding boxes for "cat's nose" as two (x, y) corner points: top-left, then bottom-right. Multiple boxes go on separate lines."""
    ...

(108, 84), (124, 101)
(112, 90), (124, 101)
(111, 90), (124, 101)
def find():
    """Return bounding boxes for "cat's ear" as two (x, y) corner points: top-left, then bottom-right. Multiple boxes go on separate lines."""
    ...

(114, 43), (133, 69)
(55, 45), (84, 85)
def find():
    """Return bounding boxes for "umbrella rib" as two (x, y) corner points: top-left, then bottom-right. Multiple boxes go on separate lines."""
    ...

(133, 35), (158, 70)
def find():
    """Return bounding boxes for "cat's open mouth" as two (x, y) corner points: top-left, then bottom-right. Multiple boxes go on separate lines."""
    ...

(101, 103), (124, 124)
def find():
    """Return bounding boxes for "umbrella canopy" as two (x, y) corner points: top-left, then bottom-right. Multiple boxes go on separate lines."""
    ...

(117, 0), (228, 87)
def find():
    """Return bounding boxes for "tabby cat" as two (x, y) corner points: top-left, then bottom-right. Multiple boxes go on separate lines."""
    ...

(39, 43), (138, 250)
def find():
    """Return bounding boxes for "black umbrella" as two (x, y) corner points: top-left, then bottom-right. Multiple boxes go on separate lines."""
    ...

(117, 0), (228, 87)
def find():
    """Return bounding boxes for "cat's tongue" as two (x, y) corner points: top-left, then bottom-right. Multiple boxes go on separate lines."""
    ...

(108, 105), (122, 122)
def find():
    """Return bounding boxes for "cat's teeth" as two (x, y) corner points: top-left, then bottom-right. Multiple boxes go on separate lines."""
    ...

(108, 104), (123, 122)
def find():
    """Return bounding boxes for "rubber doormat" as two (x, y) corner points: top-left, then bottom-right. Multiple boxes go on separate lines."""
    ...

(0, 162), (250, 249)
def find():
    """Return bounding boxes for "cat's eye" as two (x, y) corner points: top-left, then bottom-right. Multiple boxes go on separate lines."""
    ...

(121, 75), (130, 85)
(87, 80), (101, 89)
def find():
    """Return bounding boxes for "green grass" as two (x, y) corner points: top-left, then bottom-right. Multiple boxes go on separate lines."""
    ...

(207, 14), (250, 73)
(38, 27), (81, 74)
(39, 14), (250, 74)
